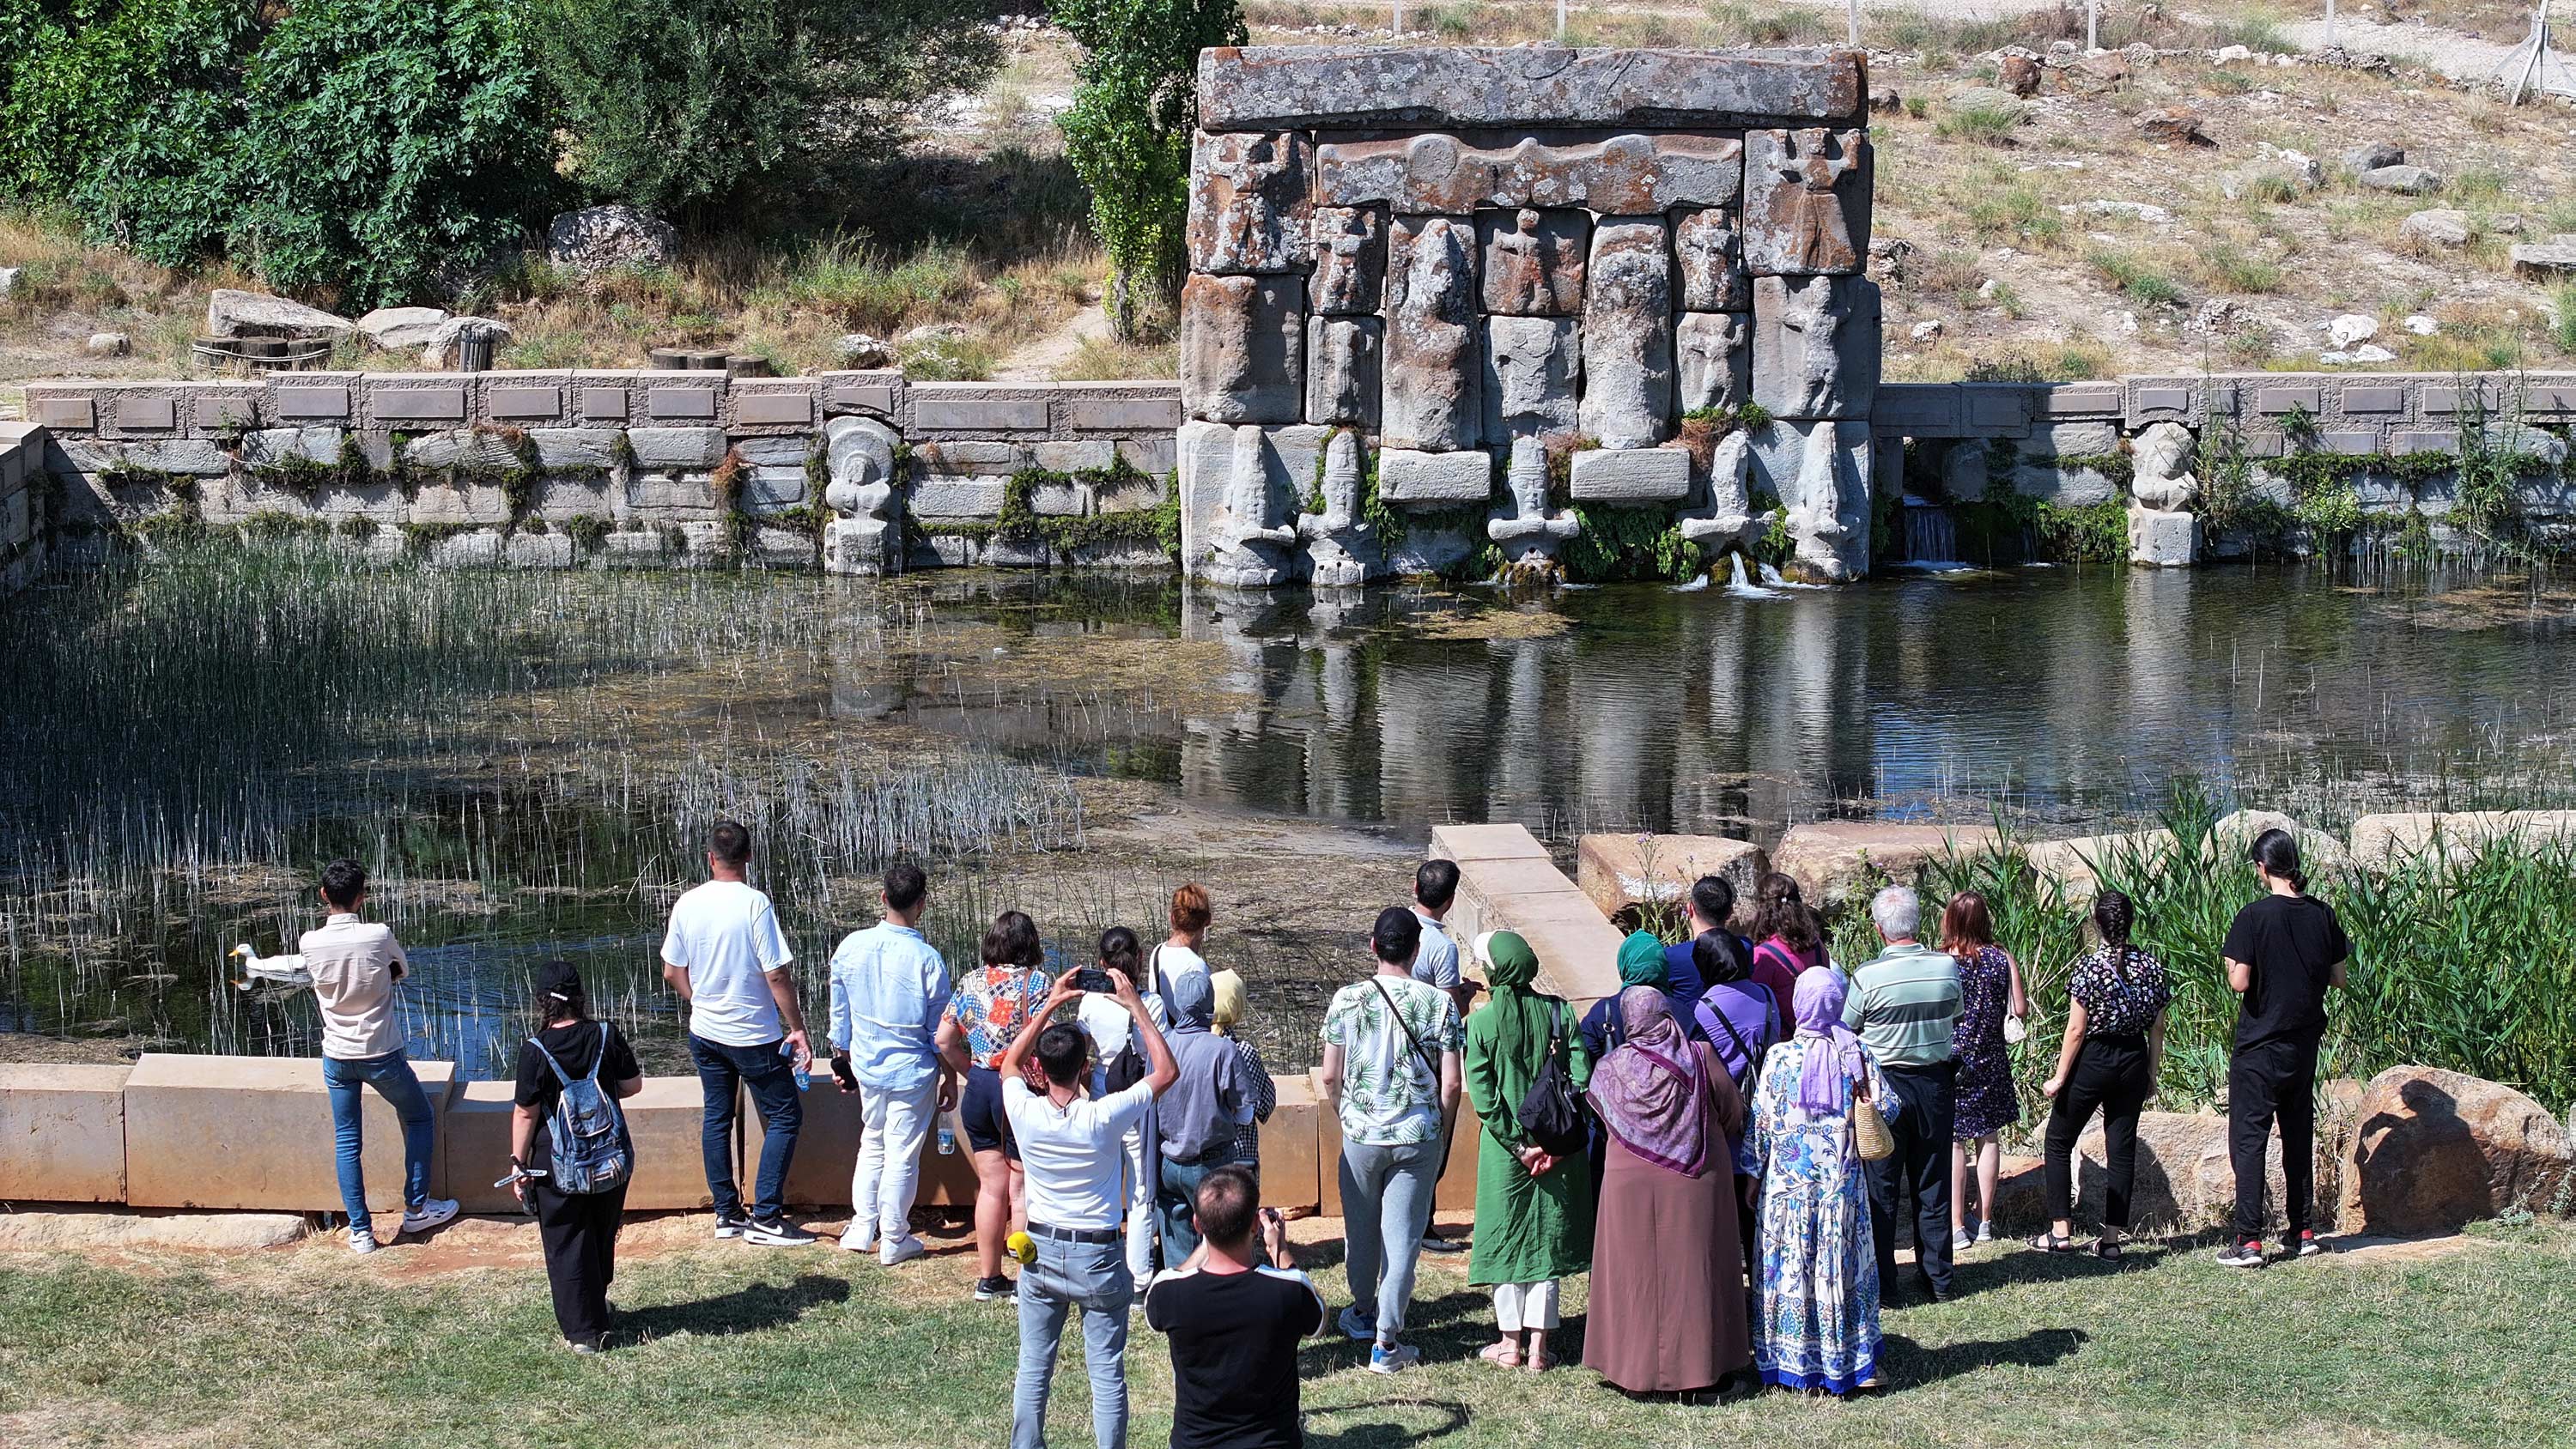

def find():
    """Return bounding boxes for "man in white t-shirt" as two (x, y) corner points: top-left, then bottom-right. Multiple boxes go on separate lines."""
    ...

(661, 820), (815, 1246)
(999, 969), (1177, 1449)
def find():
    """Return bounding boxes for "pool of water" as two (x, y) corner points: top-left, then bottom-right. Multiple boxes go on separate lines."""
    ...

(6, 551), (2573, 1074)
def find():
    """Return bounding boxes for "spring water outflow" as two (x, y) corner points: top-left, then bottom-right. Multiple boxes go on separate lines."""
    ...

(1900, 494), (1959, 567)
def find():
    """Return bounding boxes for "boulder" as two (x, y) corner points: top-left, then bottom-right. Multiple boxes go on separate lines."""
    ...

(1867, 84), (1904, 114)
(205, 288), (354, 340)
(2341, 1066), (2575, 1234)
(420, 316), (513, 368)
(2324, 313), (2379, 349)
(1997, 53), (2043, 98)
(545, 204), (680, 271)
(2220, 145), (2320, 200)
(2022, 829), (2177, 903)
(2341, 141), (2404, 173)
(0, 1210), (311, 1253)
(2357, 164), (2442, 195)
(1947, 84), (2029, 118)
(833, 332), (894, 368)
(2065, 52), (2133, 93)
(2511, 234), (2576, 281)
(2072, 1109), (2324, 1233)
(0, 264), (19, 298)
(83, 331), (130, 357)
(1769, 821), (2006, 914)
(2398, 209), (2472, 248)
(2348, 809), (2576, 870)
(2136, 106), (2210, 145)
(356, 306), (452, 350)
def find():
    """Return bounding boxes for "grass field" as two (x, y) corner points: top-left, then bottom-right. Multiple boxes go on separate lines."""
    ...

(2, 1215), (2570, 1448)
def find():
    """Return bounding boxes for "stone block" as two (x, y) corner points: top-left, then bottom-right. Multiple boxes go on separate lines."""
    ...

(111, 438), (232, 476)
(1115, 438), (1177, 478)
(1580, 219), (1674, 448)
(732, 388), (814, 428)
(910, 479), (1008, 519)
(629, 426), (727, 471)
(1744, 128), (1871, 276)
(401, 429), (519, 474)
(1182, 274), (1305, 425)
(1874, 383), (1964, 435)
(915, 440), (1029, 477)
(116, 397), (178, 431)
(1675, 312), (1752, 414)
(1675, 205), (1750, 312)
(2318, 429), (2382, 456)
(1188, 130), (1312, 274)
(1482, 315), (1579, 439)
(2342, 384), (2410, 416)
(647, 385), (720, 421)
(503, 530), (575, 567)
(1477, 207), (1587, 316)
(1261, 1082), (1326, 1213)
(744, 466), (806, 507)
(487, 385), (562, 421)
(2129, 506), (2199, 567)
(2127, 381), (2196, 422)
(1318, 133), (1745, 215)
(124, 1054), (456, 1212)
(1309, 206), (1386, 315)
(731, 436), (811, 469)
(1382, 216), (1483, 451)
(2348, 810), (2576, 870)
(426, 530), (506, 567)
(1429, 821), (1553, 865)
(1753, 274), (1880, 421)
(1770, 821), (2005, 913)
(580, 385), (629, 421)
(2421, 382), (2502, 416)
(528, 428), (618, 470)
(1034, 440), (1115, 474)
(369, 385), (470, 423)
(532, 475), (613, 518)
(823, 516), (898, 575)
(2024, 830), (2178, 904)
(2025, 420), (2119, 458)
(1063, 392), (1185, 432)
(0, 1064), (130, 1203)
(1963, 383), (2039, 433)
(827, 383), (898, 416)
(2044, 383), (2124, 417)
(1575, 834), (1768, 933)
(33, 395), (97, 429)
(448, 1076), (720, 1213)
(2257, 384), (2323, 415)
(1306, 315), (1384, 427)
(1567, 445), (1691, 502)
(1378, 447), (1493, 504)
(2010, 461), (2120, 506)
(239, 427), (344, 469)
(1199, 45), (1865, 130)
(271, 385), (352, 421)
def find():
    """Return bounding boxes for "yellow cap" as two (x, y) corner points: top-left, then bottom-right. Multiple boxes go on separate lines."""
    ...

(1006, 1229), (1036, 1265)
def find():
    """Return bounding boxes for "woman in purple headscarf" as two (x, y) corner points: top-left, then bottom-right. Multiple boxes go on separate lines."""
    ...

(1581, 985), (1750, 1397)
(1737, 969), (1895, 1394)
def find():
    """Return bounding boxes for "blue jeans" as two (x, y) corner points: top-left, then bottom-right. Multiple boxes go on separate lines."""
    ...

(1013, 1233), (1132, 1449)
(1155, 1154), (1220, 1269)
(321, 1051), (434, 1234)
(1339, 1137), (1439, 1341)
(689, 1034), (801, 1222)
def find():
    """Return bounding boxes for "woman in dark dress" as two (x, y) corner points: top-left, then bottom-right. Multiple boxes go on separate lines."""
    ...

(508, 959), (643, 1354)
(1940, 891), (2025, 1246)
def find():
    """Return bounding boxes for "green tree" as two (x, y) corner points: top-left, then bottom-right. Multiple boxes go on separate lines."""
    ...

(1050, 0), (1244, 339)
(540, 0), (1000, 220)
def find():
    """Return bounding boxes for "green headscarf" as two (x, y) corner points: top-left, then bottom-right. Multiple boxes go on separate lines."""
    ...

(1473, 929), (1556, 1070)
(1617, 930), (1671, 990)
(1485, 931), (1540, 993)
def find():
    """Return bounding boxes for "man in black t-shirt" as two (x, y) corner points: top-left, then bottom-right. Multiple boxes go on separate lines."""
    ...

(1144, 1167), (1325, 1449)
(2216, 832), (2352, 1269)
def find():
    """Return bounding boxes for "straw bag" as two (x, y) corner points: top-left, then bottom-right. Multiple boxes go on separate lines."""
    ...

(1853, 1086), (1897, 1161)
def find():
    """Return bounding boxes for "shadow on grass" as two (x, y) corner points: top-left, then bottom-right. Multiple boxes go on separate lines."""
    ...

(622, 1272), (852, 1341)
(1956, 1234), (2195, 1289)
(1880, 1325), (2087, 1385)
(1303, 1397), (1473, 1447)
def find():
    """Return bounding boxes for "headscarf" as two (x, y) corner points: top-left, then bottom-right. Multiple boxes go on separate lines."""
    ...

(1209, 968), (1248, 1034)
(1164, 966), (1214, 1036)
(1616, 930), (1670, 990)
(1473, 929), (1551, 1042)
(1585, 985), (1713, 1177)
(1793, 968), (1867, 1116)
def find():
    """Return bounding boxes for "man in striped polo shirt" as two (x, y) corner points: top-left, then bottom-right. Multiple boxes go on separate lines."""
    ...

(1844, 885), (1965, 1304)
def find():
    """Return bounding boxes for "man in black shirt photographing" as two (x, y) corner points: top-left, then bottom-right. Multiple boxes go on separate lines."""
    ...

(1144, 1167), (1325, 1448)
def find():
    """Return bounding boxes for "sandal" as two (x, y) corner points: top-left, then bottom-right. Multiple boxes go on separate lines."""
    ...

(1479, 1342), (1523, 1368)
(2092, 1238), (2124, 1263)
(2027, 1233), (2081, 1253)
(1523, 1351), (1555, 1373)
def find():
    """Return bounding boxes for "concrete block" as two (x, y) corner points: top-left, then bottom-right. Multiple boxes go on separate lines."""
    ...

(1771, 822), (2007, 914)
(1872, 383), (1961, 434)
(1261, 1080), (1325, 1213)
(647, 385), (720, 420)
(743, 1082), (976, 1210)
(2257, 384), (2323, 415)
(1379, 447), (1492, 503)
(116, 397), (178, 431)
(1429, 822), (1555, 864)
(1576, 834), (1767, 932)
(827, 383), (899, 415)
(733, 389), (814, 427)
(629, 427), (727, 471)
(1567, 445), (1691, 502)
(124, 1054), (456, 1213)
(2129, 506), (2199, 567)
(1036, 440), (1117, 474)
(1064, 393), (1185, 431)
(2044, 383), (2123, 416)
(0, 1064), (131, 1203)
(444, 1076), (725, 1213)
(2318, 429), (2381, 456)
(33, 396), (97, 429)
(2342, 385), (2409, 415)
(1960, 383), (2038, 433)
(487, 385), (562, 421)
(912, 387), (1051, 433)
(271, 385), (352, 421)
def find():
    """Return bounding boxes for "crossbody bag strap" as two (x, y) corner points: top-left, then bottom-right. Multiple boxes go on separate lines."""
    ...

(1370, 976), (1437, 1082)
(1702, 991), (1756, 1076)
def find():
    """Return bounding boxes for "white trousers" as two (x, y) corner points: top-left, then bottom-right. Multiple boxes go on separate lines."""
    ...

(854, 1078), (938, 1251)
(1493, 1279), (1560, 1331)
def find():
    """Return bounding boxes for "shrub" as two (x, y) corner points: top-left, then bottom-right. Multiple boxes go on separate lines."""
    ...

(2553, 283), (2576, 358)
(1935, 99), (2026, 143)
(2196, 243), (2282, 294)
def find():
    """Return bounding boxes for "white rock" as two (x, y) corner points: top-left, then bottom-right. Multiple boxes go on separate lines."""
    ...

(546, 204), (679, 271)
(356, 306), (452, 349)
(2083, 198), (2175, 225)
(2326, 313), (2379, 349)
(2403, 314), (2439, 336)
(206, 288), (354, 339)
(1976, 278), (2001, 300)
(1911, 318), (1944, 341)
(83, 331), (130, 357)
(833, 333), (894, 367)
(2397, 209), (2473, 248)
(2349, 343), (2396, 363)
(0, 265), (19, 298)
(2214, 44), (2254, 63)
(2117, 310), (2140, 334)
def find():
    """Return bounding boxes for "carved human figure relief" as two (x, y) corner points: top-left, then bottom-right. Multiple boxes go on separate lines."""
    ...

(2130, 420), (2199, 512)
(1783, 282), (1842, 418)
(1299, 427), (1378, 586)
(1674, 208), (1748, 312)
(1485, 434), (1580, 574)
(1382, 215), (1482, 452)
(1677, 427), (1756, 552)
(1675, 312), (1750, 413)
(1206, 425), (1297, 586)
(1309, 207), (1385, 314)
(1743, 129), (1868, 276)
(1188, 131), (1311, 274)
(1787, 421), (1850, 578)
(1305, 316), (1382, 427)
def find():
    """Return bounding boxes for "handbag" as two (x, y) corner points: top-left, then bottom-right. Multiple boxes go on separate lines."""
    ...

(1515, 1000), (1589, 1158)
(1852, 1084), (1897, 1161)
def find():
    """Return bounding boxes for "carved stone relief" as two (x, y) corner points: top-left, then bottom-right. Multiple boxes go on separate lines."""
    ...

(1674, 207), (1749, 312)
(1309, 206), (1386, 314)
(1751, 274), (1880, 420)
(1742, 128), (1871, 276)
(1482, 315), (1580, 440)
(1579, 218), (1674, 448)
(1182, 273), (1306, 424)
(1476, 208), (1587, 316)
(1187, 130), (1314, 274)
(1674, 312), (1752, 414)
(1382, 215), (1484, 452)
(1305, 315), (1383, 427)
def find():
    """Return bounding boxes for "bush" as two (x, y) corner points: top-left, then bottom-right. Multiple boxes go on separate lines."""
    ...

(1935, 99), (2027, 143)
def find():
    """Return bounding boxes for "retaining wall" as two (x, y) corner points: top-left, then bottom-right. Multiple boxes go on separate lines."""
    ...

(0, 421), (44, 595)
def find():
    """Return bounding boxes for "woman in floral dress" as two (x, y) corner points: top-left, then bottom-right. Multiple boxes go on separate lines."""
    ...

(1941, 890), (2026, 1246)
(1740, 970), (1893, 1395)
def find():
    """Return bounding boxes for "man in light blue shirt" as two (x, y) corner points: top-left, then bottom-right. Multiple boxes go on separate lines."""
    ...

(829, 861), (953, 1267)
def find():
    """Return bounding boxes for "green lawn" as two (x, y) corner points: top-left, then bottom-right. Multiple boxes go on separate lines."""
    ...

(2, 1219), (2570, 1448)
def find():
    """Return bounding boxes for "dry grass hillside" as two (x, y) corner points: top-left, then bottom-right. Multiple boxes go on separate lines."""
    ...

(3, 0), (2573, 408)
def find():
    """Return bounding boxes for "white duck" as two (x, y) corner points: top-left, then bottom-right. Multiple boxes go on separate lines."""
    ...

(230, 943), (312, 991)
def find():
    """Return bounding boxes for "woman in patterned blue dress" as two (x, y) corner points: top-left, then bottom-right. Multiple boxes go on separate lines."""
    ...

(1738, 969), (1893, 1395)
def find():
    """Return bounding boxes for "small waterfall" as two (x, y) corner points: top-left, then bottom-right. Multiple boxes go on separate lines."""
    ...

(1899, 494), (1962, 568)
(1724, 553), (1786, 598)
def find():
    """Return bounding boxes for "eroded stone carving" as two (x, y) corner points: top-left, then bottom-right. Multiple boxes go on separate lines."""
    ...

(1677, 427), (1758, 554)
(1744, 128), (1870, 276)
(1182, 273), (1304, 424)
(1674, 208), (1749, 312)
(1298, 427), (1380, 585)
(2131, 420), (2199, 511)
(1382, 216), (1483, 451)
(1318, 133), (1745, 215)
(1752, 274), (1879, 420)
(1486, 434), (1579, 576)
(1675, 312), (1751, 414)
(1206, 423), (1298, 585)
(1483, 315), (1579, 440)
(1745, 419), (1869, 582)
(1309, 207), (1385, 314)
(1478, 208), (1586, 316)
(1579, 219), (1674, 448)
(1306, 315), (1382, 427)
(820, 415), (902, 576)
(1788, 421), (1852, 579)
(1188, 131), (1313, 274)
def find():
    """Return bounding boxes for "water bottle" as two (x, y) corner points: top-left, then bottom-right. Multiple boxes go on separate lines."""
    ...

(938, 1120), (957, 1155)
(782, 1040), (809, 1092)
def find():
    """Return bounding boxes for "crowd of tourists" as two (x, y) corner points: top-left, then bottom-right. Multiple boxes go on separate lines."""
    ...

(301, 820), (2353, 1441)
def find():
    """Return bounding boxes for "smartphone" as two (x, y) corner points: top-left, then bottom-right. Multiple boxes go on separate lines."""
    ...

(1072, 967), (1114, 993)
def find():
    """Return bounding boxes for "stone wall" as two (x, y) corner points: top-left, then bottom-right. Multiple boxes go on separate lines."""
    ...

(0, 421), (44, 595)
(1176, 45), (1883, 585)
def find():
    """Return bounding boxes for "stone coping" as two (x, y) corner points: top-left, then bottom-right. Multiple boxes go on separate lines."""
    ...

(1197, 44), (1868, 130)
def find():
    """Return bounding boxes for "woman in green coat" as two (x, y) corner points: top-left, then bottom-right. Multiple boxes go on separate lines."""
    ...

(1464, 930), (1595, 1372)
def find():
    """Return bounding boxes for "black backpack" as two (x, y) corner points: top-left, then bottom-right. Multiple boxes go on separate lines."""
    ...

(1515, 1000), (1589, 1158)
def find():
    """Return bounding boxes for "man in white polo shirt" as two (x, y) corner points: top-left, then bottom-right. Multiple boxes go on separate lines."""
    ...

(301, 858), (456, 1254)
(662, 820), (816, 1246)
(999, 968), (1177, 1449)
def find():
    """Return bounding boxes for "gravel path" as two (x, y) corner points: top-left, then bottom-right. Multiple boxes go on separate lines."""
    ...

(2282, 11), (2568, 91)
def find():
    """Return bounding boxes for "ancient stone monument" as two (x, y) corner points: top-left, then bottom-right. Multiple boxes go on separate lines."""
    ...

(1177, 45), (1880, 585)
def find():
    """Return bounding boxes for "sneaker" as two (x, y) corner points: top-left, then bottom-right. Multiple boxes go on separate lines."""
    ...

(2215, 1240), (2267, 1270)
(568, 1338), (603, 1356)
(1336, 1306), (1378, 1343)
(1419, 1233), (1467, 1254)
(712, 1212), (750, 1240)
(1368, 1342), (1422, 1375)
(975, 1275), (1017, 1302)
(744, 1216), (818, 1246)
(349, 1226), (383, 1256)
(880, 1234), (928, 1267)
(841, 1224), (878, 1254)
(400, 1197), (459, 1235)
(1974, 1221), (1996, 1246)
(2289, 1231), (2324, 1258)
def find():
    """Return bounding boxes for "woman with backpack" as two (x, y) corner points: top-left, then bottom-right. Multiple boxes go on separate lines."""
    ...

(1463, 931), (1594, 1373)
(2032, 889), (2172, 1262)
(508, 959), (643, 1355)
(1749, 872), (1832, 1022)
(1583, 984), (1750, 1397)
